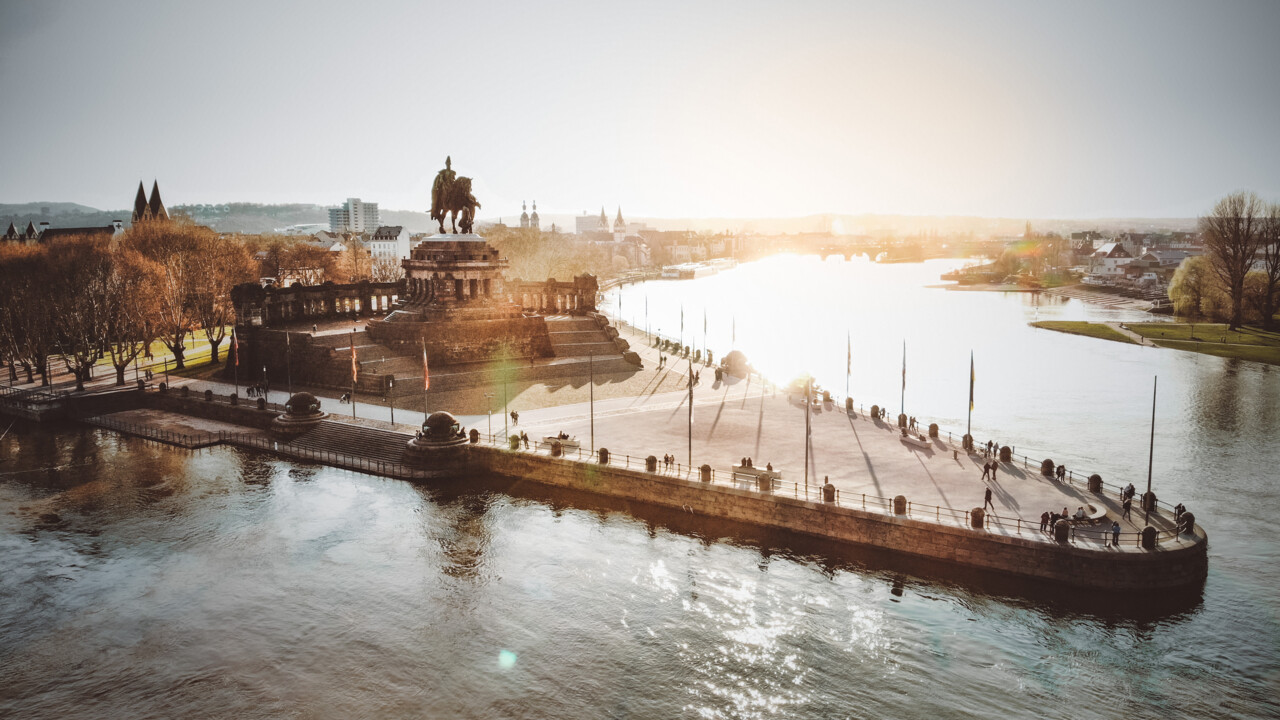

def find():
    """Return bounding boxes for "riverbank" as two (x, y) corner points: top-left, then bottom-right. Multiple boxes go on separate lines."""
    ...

(46, 380), (1208, 592)
(1031, 320), (1280, 366)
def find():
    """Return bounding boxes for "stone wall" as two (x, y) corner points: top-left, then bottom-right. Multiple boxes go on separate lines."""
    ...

(476, 447), (1208, 591)
(367, 316), (553, 365)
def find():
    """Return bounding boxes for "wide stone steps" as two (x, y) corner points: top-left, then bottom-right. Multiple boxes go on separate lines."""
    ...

(287, 420), (411, 464)
(552, 341), (620, 357)
(544, 317), (601, 332)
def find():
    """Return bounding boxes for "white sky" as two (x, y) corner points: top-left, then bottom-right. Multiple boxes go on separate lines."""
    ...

(2, 0), (1278, 219)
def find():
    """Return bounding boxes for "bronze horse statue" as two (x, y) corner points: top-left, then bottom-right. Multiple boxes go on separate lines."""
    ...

(431, 156), (481, 234)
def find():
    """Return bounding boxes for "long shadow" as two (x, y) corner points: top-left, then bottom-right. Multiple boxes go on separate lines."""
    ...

(705, 385), (730, 440)
(912, 451), (953, 509)
(985, 473), (1020, 511)
(752, 391), (766, 456)
(846, 413), (883, 497)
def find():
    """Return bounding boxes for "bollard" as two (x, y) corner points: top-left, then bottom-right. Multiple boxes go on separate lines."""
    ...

(551, 440), (562, 457)
(897, 413), (907, 429)
(1141, 491), (1157, 512)
(509, 434), (521, 450)
(204, 389), (213, 402)
(870, 404), (880, 419)
(230, 393), (238, 406)
(928, 423), (938, 438)
(893, 495), (907, 515)
(645, 455), (658, 472)
(599, 447), (610, 464)
(999, 446), (1011, 463)
(845, 397), (853, 412)
(1141, 525), (1157, 550)
(970, 507), (984, 529)
(962, 433), (973, 451)
(823, 482), (835, 503)
(469, 429), (479, 444)
(757, 473), (772, 493)
(1053, 519), (1070, 542)
(257, 397), (266, 410)
(159, 382), (168, 392)
(700, 464), (711, 482)
(1041, 458), (1055, 477)
(1088, 474), (1103, 493)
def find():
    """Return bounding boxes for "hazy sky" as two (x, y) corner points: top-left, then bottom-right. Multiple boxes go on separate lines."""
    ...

(2, 0), (1278, 219)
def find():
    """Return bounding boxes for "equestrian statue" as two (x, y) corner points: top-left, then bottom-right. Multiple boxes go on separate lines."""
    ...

(430, 156), (482, 234)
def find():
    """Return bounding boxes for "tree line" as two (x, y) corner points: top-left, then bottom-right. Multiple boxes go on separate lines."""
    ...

(0, 221), (255, 389)
(1169, 192), (1280, 329)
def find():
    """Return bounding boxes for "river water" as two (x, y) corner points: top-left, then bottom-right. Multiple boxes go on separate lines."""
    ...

(2, 256), (1277, 719)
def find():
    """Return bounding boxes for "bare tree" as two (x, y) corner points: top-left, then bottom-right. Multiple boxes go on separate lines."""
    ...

(104, 248), (163, 385)
(1200, 191), (1264, 330)
(120, 220), (212, 369)
(0, 243), (56, 384)
(45, 235), (114, 391)
(371, 255), (403, 282)
(1255, 203), (1280, 329)
(191, 237), (255, 363)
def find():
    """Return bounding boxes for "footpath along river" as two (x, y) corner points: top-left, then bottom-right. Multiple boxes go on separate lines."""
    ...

(1, 255), (1277, 719)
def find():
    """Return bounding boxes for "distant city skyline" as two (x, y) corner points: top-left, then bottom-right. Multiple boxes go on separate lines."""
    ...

(2, 0), (1278, 219)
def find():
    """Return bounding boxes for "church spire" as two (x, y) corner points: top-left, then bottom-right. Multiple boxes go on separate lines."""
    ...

(132, 181), (149, 223)
(148, 180), (168, 221)
(614, 206), (625, 233)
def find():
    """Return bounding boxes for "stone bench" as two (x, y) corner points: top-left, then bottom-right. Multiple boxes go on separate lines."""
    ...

(1067, 503), (1107, 526)
(730, 465), (781, 489)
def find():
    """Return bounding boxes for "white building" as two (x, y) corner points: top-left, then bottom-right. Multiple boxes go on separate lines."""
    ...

(367, 225), (412, 261)
(329, 198), (380, 233)
(1089, 242), (1134, 278)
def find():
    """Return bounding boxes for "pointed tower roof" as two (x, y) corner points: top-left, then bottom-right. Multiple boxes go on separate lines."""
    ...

(132, 181), (149, 223)
(530, 200), (539, 225)
(614, 207), (625, 233)
(598, 206), (609, 231)
(4, 221), (16, 239)
(148, 180), (169, 221)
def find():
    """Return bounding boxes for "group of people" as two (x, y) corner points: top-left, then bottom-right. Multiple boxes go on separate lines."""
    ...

(509, 410), (520, 424)
(906, 416), (920, 432)
(662, 453), (677, 469)
(981, 440), (1002, 458)
(737, 457), (773, 472)
(980, 461), (1000, 481)
(1038, 507), (1126, 547)
(244, 383), (268, 399)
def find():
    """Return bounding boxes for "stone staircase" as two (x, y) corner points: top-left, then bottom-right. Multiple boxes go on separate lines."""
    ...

(546, 317), (619, 358)
(287, 420), (412, 464)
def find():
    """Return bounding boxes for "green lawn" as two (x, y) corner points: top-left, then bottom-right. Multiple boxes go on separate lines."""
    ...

(1151, 340), (1280, 366)
(1127, 323), (1280, 346)
(1030, 321), (1137, 344)
(1125, 323), (1280, 366)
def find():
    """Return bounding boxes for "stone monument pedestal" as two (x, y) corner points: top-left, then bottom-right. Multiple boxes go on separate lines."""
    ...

(404, 411), (474, 479)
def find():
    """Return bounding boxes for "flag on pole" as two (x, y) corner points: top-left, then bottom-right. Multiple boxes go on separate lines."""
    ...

(350, 333), (358, 383)
(680, 305), (684, 335)
(422, 343), (430, 390)
(901, 341), (906, 390)
(969, 351), (975, 411)
(232, 328), (239, 367)
(732, 316), (736, 346)
(703, 309), (706, 335)
(847, 331), (851, 376)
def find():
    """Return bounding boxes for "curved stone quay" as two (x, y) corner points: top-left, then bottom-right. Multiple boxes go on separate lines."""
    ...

(77, 376), (1207, 593)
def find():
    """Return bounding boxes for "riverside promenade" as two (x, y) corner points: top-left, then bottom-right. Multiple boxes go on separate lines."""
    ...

(2, 318), (1206, 591)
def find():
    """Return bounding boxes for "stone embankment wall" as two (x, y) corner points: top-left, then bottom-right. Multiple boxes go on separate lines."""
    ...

(367, 316), (553, 365)
(476, 447), (1208, 591)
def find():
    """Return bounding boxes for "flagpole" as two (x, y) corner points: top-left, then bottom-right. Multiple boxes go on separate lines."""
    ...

(804, 376), (811, 496)
(422, 339), (429, 421)
(900, 340), (906, 420)
(233, 328), (239, 396)
(1145, 375), (1157, 527)
(589, 353), (595, 455)
(845, 329), (850, 403)
(967, 350), (974, 449)
(286, 332), (293, 397)
(350, 331), (356, 419)
(687, 359), (693, 468)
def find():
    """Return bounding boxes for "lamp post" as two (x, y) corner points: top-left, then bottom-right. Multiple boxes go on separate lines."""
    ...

(484, 392), (494, 440)
(388, 376), (395, 425)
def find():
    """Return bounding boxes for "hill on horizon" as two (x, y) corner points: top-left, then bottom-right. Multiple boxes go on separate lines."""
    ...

(1, 200), (1199, 237)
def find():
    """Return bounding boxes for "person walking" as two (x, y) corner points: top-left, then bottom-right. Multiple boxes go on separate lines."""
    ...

(1122, 497), (1132, 520)
(983, 487), (994, 511)
(1110, 521), (1122, 548)
(990, 461), (998, 481)
(981, 462), (991, 481)
(1040, 511), (1050, 532)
